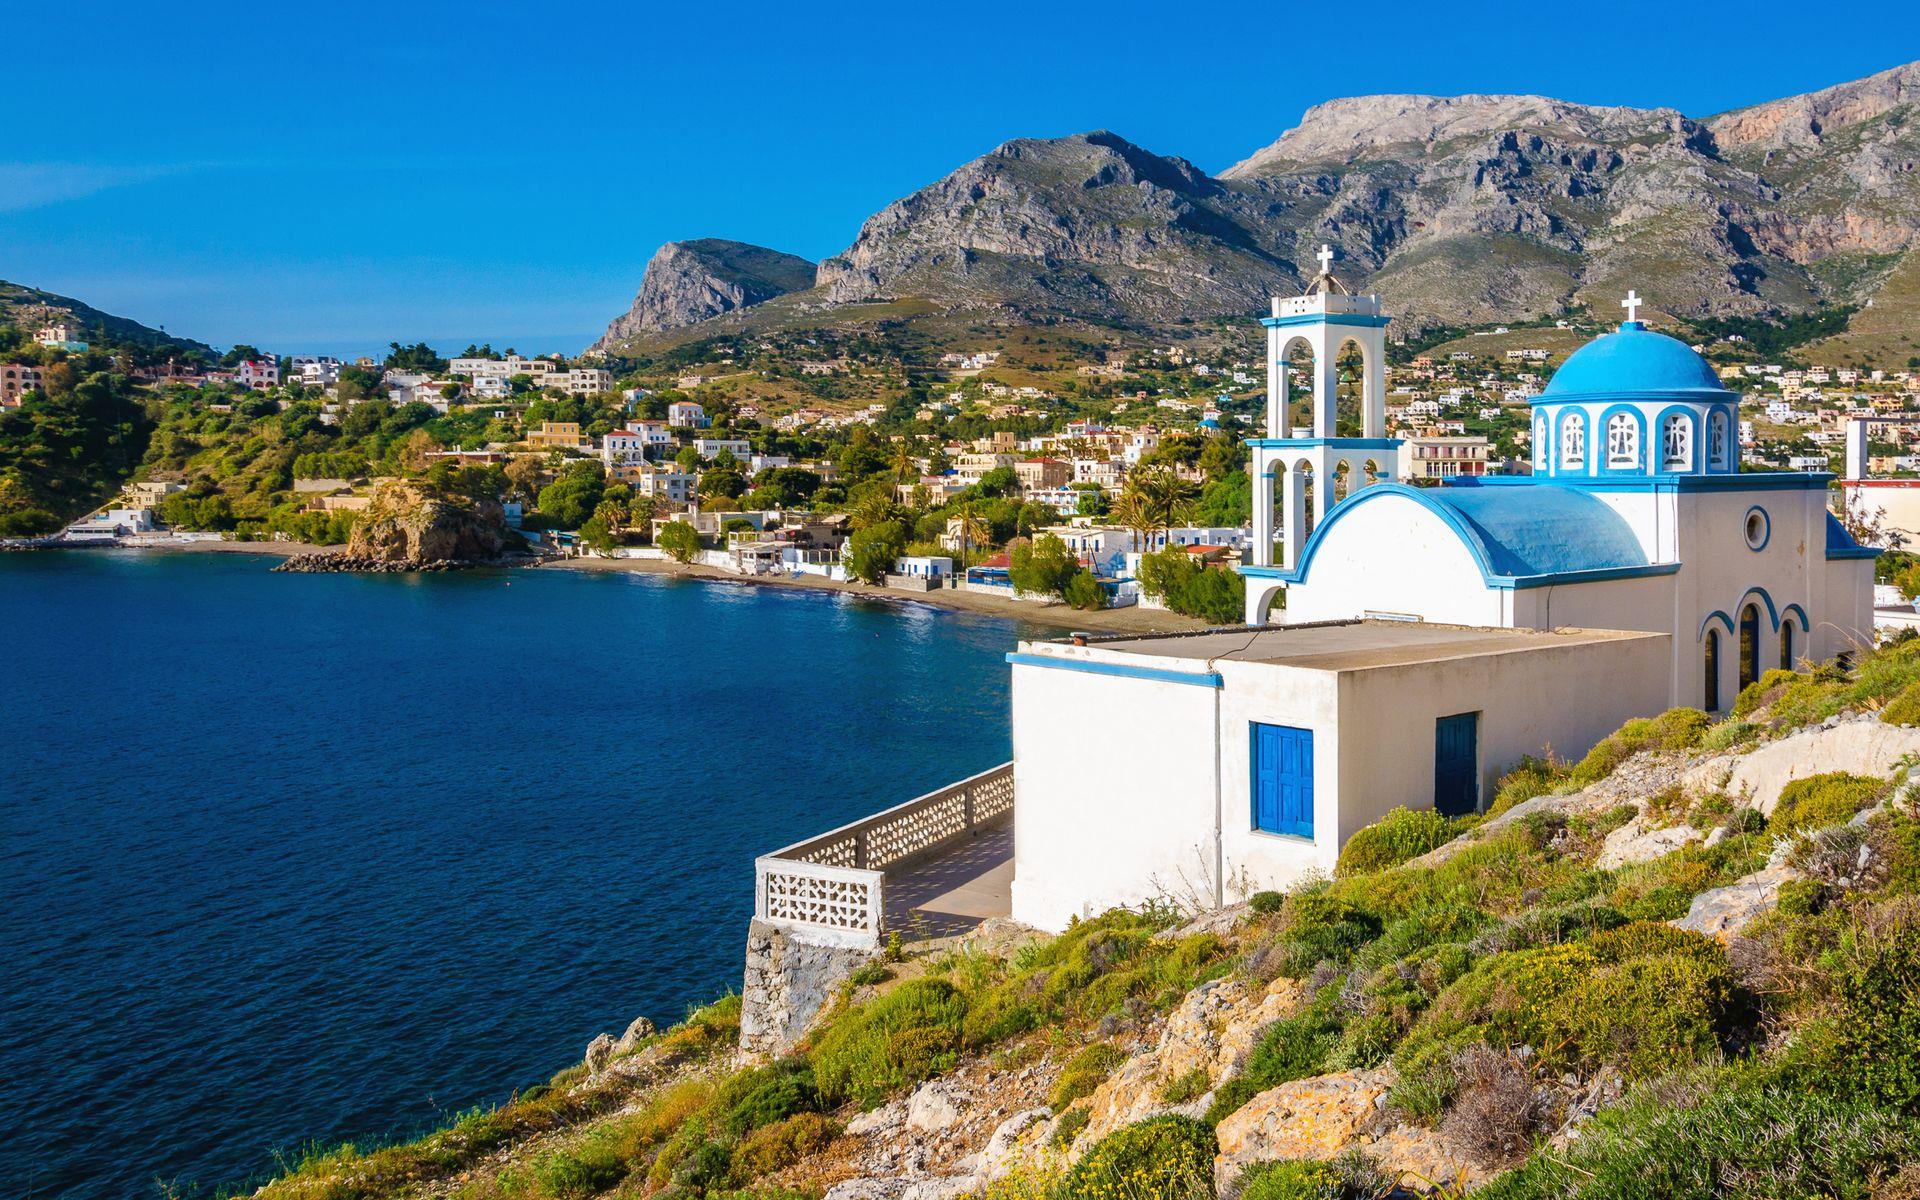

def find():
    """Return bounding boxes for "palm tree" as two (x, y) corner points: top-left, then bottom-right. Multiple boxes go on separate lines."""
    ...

(889, 438), (919, 483)
(952, 501), (992, 565)
(1119, 466), (1199, 554)
(849, 492), (909, 532)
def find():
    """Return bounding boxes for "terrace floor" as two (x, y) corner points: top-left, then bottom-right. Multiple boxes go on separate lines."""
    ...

(884, 822), (1014, 941)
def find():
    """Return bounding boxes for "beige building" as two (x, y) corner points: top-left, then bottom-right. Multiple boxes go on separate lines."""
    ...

(527, 421), (587, 450)
(1, 362), (43, 408)
(1398, 430), (1492, 481)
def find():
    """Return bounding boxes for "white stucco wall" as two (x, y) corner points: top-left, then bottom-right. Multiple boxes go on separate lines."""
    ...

(1009, 629), (1673, 931)
(1009, 659), (1223, 932)
(1282, 497), (1509, 627)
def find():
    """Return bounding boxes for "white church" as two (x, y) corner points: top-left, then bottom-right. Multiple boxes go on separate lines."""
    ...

(1006, 258), (1878, 932)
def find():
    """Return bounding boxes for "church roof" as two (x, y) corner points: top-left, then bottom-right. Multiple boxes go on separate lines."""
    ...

(1539, 322), (1731, 401)
(1418, 484), (1651, 577)
(1278, 481), (1664, 590)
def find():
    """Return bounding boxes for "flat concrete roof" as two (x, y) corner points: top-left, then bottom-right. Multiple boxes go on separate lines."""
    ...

(1038, 620), (1665, 673)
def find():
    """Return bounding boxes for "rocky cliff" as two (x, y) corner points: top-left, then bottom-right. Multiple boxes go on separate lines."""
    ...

(0, 278), (212, 353)
(596, 239), (817, 345)
(346, 482), (515, 563)
(617, 60), (1920, 341)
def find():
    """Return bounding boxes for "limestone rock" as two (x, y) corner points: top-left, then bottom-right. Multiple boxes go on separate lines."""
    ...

(1078, 976), (1301, 1147)
(1672, 862), (1802, 941)
(1596, 816), (1699, 869)
(975, 1108), (1053, 1182)
(583, 1033), (615, 1077)
(1212, 1069), (1485, 1193)
(1687, 717), (1920, 816)
(613, 1015), (657, 1055)
(845, 1100), (906, 1138)
(907, 1080), (967, 1133)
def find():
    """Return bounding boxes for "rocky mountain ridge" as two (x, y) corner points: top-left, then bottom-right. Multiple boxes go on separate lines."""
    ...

(600, 59), (1920, 347)
(595, 239), (817, 345)
(0, 278), (211, 354)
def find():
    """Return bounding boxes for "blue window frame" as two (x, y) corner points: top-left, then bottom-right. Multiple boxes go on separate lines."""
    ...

(1252, 722), (1314, 839)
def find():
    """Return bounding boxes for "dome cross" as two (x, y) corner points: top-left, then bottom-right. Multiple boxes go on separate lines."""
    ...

(1622, 290), (1643, 325)
(1316, 244), (1335, 275)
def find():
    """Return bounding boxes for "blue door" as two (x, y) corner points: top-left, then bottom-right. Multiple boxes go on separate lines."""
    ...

(1434, 712), (1479, 816)
(1252, 723), (1314, 839)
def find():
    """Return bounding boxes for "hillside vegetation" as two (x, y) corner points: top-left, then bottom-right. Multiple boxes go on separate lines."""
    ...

(245, 638), (1920, 1200)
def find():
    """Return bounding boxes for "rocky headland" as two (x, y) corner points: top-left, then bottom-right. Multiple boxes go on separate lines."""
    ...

(273, 481), (537, 573)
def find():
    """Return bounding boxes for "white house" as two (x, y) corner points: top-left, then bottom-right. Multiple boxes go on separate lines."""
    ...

(1005, 266), (1878, 932)
(694, 437), (751, 460)
(668, 401), (710, 429)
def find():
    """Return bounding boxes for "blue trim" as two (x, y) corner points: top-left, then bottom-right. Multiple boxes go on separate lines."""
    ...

(1452, 473), (1833, 493)
(1270, 481), (1678, 590)
(1531, 391), (1735, 407)
(1744, 505), (1771, 551)
(1698, 587), (1789, 640)
(1597, 404), (1647, 475)
(1237, 565), (1290, 579)
(1247, 437), (1400, 450)
(1825, 510), (1882, 560)
(1005, 651), (1223, 689)
(1652, 405), (1699, 474)
(1781, 602), (1810, 631)
(1260, 314), (1392, 330)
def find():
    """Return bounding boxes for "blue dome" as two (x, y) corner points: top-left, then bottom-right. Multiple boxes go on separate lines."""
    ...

(1540, 323), (1730, 400)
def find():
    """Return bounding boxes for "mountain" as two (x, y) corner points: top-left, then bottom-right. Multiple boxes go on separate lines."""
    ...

(0, 279), (210, 353)
(594, 239), (817, 346)
(600, 59), (1920, 348)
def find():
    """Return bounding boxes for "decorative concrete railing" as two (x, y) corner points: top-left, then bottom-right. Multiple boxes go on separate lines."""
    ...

(754, 762), (1014, 949)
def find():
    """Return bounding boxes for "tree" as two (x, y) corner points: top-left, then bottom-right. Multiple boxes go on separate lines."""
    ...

(846, 520), (908, 583)
(1116, 466), (1200, 553)
(1063, 570), (1105, 611)
(1010, 533), (1081, 598)
(385, 341), (446, 372)
(951, 501), (992, 564)
(850, 492), (909, 532)
(657, 519), (700, 562)
(976, 466), (1018, 498)
(534, 462), (606, 529)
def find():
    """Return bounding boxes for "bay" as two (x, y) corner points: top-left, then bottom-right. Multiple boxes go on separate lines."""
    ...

(0, 552), (1023, 1199)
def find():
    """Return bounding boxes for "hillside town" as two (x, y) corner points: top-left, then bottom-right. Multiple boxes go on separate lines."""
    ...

(11, 285), (1920, 624)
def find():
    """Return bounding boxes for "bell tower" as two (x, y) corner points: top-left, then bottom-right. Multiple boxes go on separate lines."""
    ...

(1243, 245), (1395, 623)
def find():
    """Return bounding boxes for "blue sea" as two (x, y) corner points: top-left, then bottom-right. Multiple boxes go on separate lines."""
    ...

(0, 552), (1025, 1200)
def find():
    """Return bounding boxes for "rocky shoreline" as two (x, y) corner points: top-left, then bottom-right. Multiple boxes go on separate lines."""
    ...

(273, 553), (545, 574)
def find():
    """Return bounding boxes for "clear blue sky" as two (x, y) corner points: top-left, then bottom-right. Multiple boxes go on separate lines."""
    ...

(4, 1), (1913, 358)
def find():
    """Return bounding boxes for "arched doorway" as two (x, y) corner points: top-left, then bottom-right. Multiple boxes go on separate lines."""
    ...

(1705, 631), (1721, 711)
(1738, 604), (1761, 691)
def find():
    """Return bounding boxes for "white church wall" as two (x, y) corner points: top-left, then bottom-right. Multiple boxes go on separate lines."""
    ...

(1008, 659), (1222, 933)
(1214, 660), (1348, 888)
(1281, 498), (1507, 627)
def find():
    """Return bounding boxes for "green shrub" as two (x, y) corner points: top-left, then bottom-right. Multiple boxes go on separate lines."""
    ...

(1816, 923), (1920, 1113)
(730, 1112), (839, 1181)
(1051, 1043), (1127, 1111)
(1270, 891), (1383, 975)
(1249, 890), (1285, 915)
(1204, 1011), (1337, 1123)
(528, 1139), (626, 1199)
(1488, 756), (1566, 817)
(1770, 773), (1886, 835)
(1875, 813), (1920, 896)
(1065, 1115), (1216, 1200)
(1568, 708), (1709, 786)
(848, 962), (894, 988)
(1880, 680), (1920, 726)
(1700, 720), (1760, 753)
(1476, 1080), (1920, 1200)
(1775, 878), (1827, 917)
(1335, 807), (1458, 876)
(1234, 1159), (1344, 1200)
(1733, 668), (1799, 718)
(1160, 1068), (1211, 1105)
(1398, 943), (1597, 1069)
(1585, 921), (1723, 965)
(1050, 1106), (1091, 1149)
(714, 1061), (819, 1138)
(1547, 952), (1735, 1078)
(810, 978), (969, 1109)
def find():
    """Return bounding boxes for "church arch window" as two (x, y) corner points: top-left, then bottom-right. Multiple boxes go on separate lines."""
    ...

(1605, 410), (1640, 469)
(1661, 411), (1693, 471)
(1780, 619), (1795, 671)
(1534, 415), (1549, 471)
(1705, 630), (1721, 711)
(1738, 604), (1762, 692)
(1709, 408), (1731, 470)
(1559, 411), (1587, 470)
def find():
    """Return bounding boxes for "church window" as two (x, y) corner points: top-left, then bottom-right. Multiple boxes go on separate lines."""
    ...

(1606, 413), (1639, 468)
(1560, 413), (1585, 468)
(1534, 416), (1549, 470)
(1739, 604), (1761, 691)
(1662, 413), (1691, 470)
(1705, 631), (1721, 711)
(1709, 409), (1730, 469)
(1780, 620), (1795, 671)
